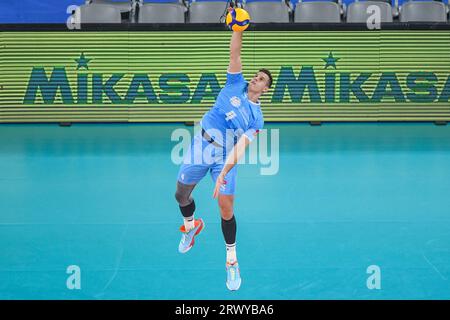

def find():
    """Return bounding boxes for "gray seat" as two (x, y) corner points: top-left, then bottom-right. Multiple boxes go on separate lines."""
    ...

(400, 1), (448, 22)
(77, 4), (122, 23)
(189, 2), (227, 23)
(138, 3), (186, 22)
(88, 0), (133, 13)
(347, 1), (393, 23)
(294, 1), (341, 23)
(245, 2), (290, 23)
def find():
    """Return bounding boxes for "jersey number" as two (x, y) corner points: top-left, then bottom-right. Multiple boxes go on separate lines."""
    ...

(225, 111), (237, 121)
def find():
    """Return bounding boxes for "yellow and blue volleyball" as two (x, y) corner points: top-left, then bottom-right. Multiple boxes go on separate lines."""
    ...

(226, 8), (250, 32)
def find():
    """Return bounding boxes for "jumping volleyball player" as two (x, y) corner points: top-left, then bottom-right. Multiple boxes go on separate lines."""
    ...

(174, 6), (273, 291)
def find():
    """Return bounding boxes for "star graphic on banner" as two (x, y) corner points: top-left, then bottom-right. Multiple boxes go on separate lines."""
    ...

(75, 53), (92, 70)
(322, 52), (340, 69)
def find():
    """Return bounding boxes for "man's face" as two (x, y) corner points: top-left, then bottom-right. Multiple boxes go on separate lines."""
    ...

(248, 71), (270, 95)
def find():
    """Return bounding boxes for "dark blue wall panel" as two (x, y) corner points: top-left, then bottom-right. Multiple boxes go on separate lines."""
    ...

(0, 0), (85, 23)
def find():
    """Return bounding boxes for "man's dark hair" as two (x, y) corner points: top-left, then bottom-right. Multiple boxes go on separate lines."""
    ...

(258, 68), (273, 88)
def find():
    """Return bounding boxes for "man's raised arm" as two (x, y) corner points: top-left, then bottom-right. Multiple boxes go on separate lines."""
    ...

(228, 31), (243, 73)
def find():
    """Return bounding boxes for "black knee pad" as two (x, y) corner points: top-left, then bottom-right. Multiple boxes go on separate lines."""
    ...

(180, 199), (195, 218)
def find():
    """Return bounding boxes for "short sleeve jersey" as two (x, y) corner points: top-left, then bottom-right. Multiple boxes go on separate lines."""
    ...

(200, 71), (264, 150)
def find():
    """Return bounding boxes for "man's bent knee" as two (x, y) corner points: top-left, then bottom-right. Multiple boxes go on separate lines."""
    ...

(175, 181), (196, 207)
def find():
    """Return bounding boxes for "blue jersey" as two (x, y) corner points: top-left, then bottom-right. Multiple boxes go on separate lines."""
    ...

(200, 71), (264, 152)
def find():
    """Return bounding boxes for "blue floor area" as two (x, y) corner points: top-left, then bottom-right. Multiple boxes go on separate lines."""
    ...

(0, 122), (449, 299)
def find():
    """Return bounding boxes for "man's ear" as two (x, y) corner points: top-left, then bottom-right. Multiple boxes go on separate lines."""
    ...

(263, 86), (269, 93)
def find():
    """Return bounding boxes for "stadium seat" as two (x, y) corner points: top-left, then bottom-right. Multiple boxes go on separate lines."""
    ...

(245, 1), (291, 23)
(88, 0), (137, 21)
(346, 0), (394, 23)
(294, 1), (342, 22)
(189, 1), (228, 23)
(76, 3), (123, 23)
(399, 0), (448, 22)
(88, 0), (134, 12)
(138, 3), (186, 22)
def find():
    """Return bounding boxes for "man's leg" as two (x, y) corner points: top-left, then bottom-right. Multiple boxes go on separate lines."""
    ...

(218, 193), (241, 290)
(218, 194), (238, 264)
(175, 181), (197, 231)
(175, 130), (210, 253)
(211, 164), (238, 264)
(211, 164), (241, 290)
(175, 180), (206, 254)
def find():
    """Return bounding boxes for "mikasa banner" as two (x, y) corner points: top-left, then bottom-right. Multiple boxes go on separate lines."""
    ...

(1, 30), (449, 122)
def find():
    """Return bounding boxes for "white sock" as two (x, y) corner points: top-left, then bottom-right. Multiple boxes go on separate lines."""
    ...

(184, 216), (195, 232)
(226, 243), (237, 264)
